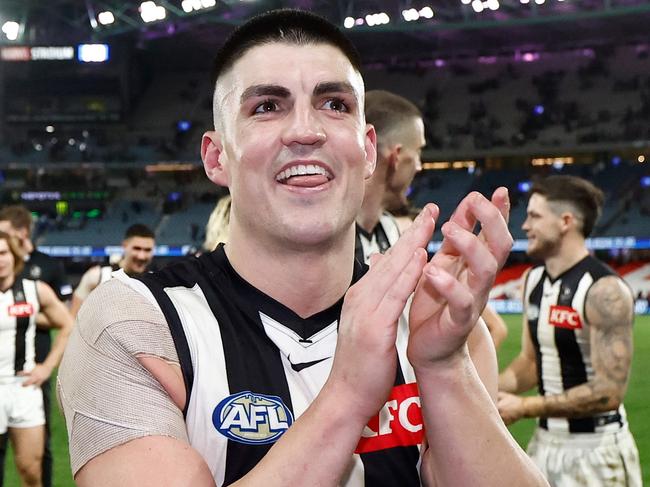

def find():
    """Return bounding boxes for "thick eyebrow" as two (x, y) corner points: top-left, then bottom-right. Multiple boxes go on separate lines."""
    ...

(240, 84), (291, 104)
(313, 81), (356, 98)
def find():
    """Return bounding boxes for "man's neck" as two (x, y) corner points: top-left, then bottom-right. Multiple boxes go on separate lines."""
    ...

(224, 225), (356, 319)
(23, 239), (34, 255)
(0, 274), (14, 293)
(357, 177), (387, 234)
(544, 235), (590, 279)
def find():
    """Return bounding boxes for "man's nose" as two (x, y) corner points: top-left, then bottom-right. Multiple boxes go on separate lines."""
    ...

(281, 105), (326, 147)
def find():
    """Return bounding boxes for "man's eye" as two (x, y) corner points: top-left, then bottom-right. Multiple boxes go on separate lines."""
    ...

(323, 98), (348, 112)
(254, 100), (278, 114)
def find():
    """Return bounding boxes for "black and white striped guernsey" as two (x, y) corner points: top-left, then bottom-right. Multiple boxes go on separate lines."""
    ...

(0, 278), (40, 379)
(122, 245), (422, 486)
(524, 255), (628, 433)
(355, 212), (402, 265)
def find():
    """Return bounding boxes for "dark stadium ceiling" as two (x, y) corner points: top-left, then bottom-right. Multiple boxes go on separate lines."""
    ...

(2, 0), (650, 65)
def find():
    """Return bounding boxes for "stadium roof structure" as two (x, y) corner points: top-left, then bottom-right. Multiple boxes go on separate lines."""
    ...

(1, 0), (650, 65)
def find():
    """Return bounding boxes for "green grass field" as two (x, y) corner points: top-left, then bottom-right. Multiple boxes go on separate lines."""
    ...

(4, 314), (649, 486)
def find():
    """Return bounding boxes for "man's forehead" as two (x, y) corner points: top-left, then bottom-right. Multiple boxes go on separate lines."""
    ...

(216, 42), (363, 100)
(126, 236), (154, 247)
(0, 220), (16, 232)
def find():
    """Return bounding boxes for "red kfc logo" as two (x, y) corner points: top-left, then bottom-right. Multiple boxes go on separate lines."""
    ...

(8, 302), (34, 318)
(355, 383), (424, 454)
(548, 305), (582, 330)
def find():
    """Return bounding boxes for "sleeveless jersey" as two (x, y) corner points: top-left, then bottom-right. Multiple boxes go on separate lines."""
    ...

(98, 264), (119, 285)
(524, 255), (628, 433)
(355, 212), (401, 265)
(116, 246), (423, 486)
(0, 279), (40, 379)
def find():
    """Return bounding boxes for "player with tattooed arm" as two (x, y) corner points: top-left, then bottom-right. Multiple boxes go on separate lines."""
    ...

(498, 175), (641, 486)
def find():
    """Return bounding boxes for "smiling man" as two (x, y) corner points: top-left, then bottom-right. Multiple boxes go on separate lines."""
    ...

(57, 10), (546, 487)
(69, 223), (155, 317)
(498, 175), (641, 486)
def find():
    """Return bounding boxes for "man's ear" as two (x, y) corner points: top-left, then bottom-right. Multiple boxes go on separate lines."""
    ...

(202, 131), (229, 186)
(560, 211), (575, 234)
(387, 143), (402, 169)
(364, 124), (378, 180)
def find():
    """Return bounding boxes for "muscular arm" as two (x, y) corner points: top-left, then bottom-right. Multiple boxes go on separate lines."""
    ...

(70, 266), (101, 318)
(518, 276), (633, 419)
(21, 282), (74, 386)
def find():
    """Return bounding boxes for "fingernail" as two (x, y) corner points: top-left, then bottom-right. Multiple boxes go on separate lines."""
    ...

(443, 221), (457, 236)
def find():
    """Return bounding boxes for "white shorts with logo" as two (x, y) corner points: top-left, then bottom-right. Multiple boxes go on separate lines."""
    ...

(0, 378), (45, 434)
(527, 426), (642, 487)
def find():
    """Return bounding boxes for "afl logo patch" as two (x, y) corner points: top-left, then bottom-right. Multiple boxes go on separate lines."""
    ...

(212, 391), (293, 445)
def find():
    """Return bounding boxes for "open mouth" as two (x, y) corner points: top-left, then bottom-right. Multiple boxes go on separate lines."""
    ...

(275, 164), (333, 188)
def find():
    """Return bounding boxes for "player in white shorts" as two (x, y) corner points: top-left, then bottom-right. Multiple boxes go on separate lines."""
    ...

(0, 231), (73, 487)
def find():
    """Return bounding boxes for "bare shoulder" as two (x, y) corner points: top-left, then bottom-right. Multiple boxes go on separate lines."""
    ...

(586, 275), (634, 329)
(36, 280), (57, 302)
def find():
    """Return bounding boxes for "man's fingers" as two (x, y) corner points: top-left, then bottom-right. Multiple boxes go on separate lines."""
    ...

(375, 248), (428, 319)
(368, 253), (383, 267)
(422, 265), (474, 330)
(361, 204), (437, 299)
(438, 192), (481, 255)
(491, 187), (510, 225)
(473, 191), (513, 266)
(440, 221), (499, 298)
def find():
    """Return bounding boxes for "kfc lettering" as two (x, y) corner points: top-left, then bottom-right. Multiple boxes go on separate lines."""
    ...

(8, 302), (34, 318)
(355, 382), (423, 454)
(548, 305), (582, 330)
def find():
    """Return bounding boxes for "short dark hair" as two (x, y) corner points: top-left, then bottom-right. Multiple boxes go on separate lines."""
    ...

(365, 90), (422, 143)
(530, 175), (604, 237)
(124, 224), (155, 240)
(211, 9), (362, 88)
(0, 205), (33, 235)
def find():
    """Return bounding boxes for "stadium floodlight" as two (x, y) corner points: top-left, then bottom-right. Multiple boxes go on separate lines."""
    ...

(534, 0), (545, 4)
(520, 0), (530, 3)
(419, 7), (434, 18)
(140, 1), (166, 22)
(2, 21), (20, 41)
(344, 16), (355, 28)
(182, 0), (215, 13)
(471, 0), (484, 12)
(46, 125), (55, 133)
(486, 0), (500, 10)
(364, 12), (389, 26)
(402, 8), (419, 21)
(98, 11), (115, 25)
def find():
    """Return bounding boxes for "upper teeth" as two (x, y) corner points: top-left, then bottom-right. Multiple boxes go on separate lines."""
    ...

(276, 164), (332, 182)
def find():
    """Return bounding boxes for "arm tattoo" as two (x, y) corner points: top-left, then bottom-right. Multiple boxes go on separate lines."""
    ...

(532, 276), (634, 419)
